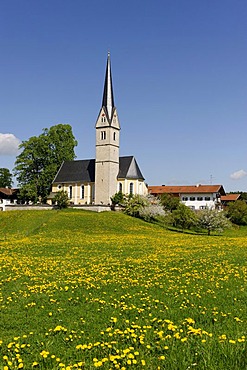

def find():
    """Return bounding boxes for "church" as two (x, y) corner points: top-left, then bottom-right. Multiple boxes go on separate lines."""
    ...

(50, 53), (147, 205)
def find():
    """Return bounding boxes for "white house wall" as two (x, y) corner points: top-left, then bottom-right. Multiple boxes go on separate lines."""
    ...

(180, 192), (220, 210)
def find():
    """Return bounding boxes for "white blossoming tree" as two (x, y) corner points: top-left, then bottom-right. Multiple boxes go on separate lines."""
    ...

(197, 208), (231, 235)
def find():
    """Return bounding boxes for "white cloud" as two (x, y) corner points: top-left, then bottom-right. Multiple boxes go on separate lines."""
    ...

(230, 169), (247, 180)
(0, 133), (21, 155)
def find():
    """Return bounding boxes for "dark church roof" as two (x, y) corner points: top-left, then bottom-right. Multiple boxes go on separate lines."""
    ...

(118, 156), (144, 180)
(53, 156), (144, 184)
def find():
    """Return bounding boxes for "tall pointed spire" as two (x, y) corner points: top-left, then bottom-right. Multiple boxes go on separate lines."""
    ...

(102, 52), (115, 120)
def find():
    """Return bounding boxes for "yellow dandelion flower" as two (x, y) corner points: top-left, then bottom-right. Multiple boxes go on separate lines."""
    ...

(181, 337), (187, 342)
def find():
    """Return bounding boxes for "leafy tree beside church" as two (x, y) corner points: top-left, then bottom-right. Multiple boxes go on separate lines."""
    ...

(14, 124), (77, 203)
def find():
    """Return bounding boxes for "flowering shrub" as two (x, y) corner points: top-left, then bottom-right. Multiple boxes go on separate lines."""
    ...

(197, 208), (231, 235)
(124, 194), (166, 221)
(139, 203), (166, 221)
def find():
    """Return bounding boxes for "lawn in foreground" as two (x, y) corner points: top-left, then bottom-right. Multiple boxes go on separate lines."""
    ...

(0, 210), (246, 370)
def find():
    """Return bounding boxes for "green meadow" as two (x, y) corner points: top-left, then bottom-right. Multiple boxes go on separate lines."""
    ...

(0, 209), (246, 370)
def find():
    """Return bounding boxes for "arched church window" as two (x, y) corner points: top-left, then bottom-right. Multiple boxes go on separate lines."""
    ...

(69, 186), (73, 199)
(119, 183), (122, 192)
(113, 132), (116, 141)
(129, 182), (133, 195)
(101, 131), (106, 140)
(81, 185), (85, 199)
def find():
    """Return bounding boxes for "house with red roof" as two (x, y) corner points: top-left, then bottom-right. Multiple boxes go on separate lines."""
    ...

(148, 184), (226, 210)
(0, 188), (19, 211)
(221, 193), (241, 207)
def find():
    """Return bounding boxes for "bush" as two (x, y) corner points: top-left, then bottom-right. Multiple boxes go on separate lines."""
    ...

(171, 204), (197, 231)
(124, 194), (166, 221)
(160, 193), (180, 211)
(139, 203), (166, 222)
(124, 195), (148, 218)
(226, 200), (247, 225)
(54, 190), (69, 209)
(111, 191), (125, 210)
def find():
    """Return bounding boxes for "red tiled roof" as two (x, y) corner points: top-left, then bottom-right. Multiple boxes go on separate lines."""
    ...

(0, 188), (18, 196)
(221, 194), (241, 201)
(148, 184), (225, 195)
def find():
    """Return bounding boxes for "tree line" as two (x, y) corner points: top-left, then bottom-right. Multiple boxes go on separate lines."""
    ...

(111, 192), (247, 234)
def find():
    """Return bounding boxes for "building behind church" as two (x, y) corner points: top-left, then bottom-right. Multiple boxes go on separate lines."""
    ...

(49, 53), (147, 205)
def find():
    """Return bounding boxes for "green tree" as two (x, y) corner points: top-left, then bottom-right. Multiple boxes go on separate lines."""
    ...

(160, 193), (180, 211)
(240, 192), (247, 202)
(14, 124), (77, 203)
(171, 204), (197, 231)
(124, 194), (148, 218)
(54, 190), (69, 209)
(111, 191), (125, 210)
(0, 168), (13, 188)
(226, 200), (247, 225)
(197, 208), (231, 235)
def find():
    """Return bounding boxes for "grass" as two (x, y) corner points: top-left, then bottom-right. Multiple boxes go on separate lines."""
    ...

(0, 209), (246, 370)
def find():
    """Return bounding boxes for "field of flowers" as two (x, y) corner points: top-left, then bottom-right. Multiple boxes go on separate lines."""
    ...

(0, 209), (246, 370)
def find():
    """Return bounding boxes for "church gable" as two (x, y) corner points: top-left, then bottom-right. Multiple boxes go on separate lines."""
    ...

(118, 156), (145, 180)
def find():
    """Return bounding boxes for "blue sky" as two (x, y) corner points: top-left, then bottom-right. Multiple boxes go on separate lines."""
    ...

(0, 0), (246, 191)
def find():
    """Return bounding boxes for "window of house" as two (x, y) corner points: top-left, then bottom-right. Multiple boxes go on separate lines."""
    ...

(190, 197), (196, 201)
(129, 182), (133, 195)
(205, 196), (211, 201)
(119, 183), (123, 192)
(81, 185), (85, 199)
(69, 186), (72, 199)
(197, 197), (203, 201)
(101, 131), (106, 140)
(200, 206), (207, 210)
(182, 197), (188, 201)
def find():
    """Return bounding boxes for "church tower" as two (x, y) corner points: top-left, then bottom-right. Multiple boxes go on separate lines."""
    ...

(95, 53), (120, 204)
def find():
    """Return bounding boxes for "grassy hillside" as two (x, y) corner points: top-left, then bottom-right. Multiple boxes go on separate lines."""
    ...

(0, 209), (246, 369)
